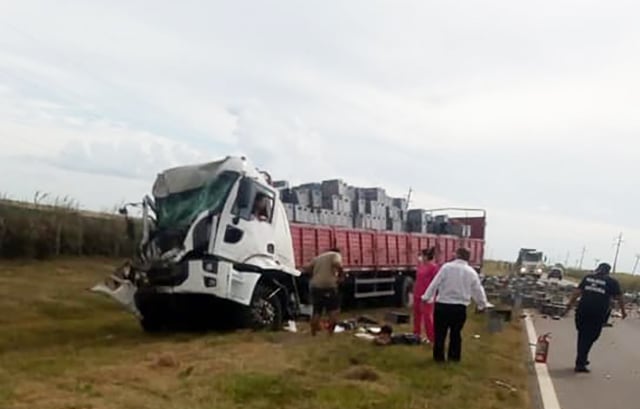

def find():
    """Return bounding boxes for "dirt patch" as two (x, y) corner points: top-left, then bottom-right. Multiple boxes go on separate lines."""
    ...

(343, 365), (381, 382)
(150, 353), (180, 369)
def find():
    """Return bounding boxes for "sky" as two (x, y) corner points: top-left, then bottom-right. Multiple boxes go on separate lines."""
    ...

(1, 0), (639, 271)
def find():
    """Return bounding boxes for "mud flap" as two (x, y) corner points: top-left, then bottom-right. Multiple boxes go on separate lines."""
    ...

(90, 262), (141, 318)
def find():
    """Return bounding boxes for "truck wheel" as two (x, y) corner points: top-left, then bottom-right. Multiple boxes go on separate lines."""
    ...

(140, 315), (164, 333)
(396, 276), (415, 308)
(247, 283), (283, 331)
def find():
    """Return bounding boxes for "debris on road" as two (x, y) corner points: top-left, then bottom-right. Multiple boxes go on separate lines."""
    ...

(482, 273), (577, 318)
(385, 311), (410, 324)
(284, 320), (298, 333)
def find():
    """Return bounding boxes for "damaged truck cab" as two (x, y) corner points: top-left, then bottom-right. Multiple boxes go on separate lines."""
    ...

(92, 156), (302, 332)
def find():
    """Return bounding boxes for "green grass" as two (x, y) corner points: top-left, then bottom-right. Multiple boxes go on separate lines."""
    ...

(0, 258), (531, 409)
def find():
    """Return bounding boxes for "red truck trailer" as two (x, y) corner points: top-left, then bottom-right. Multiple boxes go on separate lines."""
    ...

(291, 210), (486, 308)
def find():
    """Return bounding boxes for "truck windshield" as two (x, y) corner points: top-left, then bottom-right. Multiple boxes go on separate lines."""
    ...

(523, 253), (542, 262)
(155, 171), (239, 230)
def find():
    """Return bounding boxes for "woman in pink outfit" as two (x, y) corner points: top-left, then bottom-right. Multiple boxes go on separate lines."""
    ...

(413, 247), (439, 343)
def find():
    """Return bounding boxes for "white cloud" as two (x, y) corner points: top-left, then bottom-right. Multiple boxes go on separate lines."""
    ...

(1, 0), (640, 270)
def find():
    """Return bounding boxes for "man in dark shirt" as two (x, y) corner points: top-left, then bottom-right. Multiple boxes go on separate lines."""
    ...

(564, 262), (626, 373)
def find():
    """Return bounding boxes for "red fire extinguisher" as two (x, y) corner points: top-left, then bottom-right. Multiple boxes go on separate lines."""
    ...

(535, 333), (551, 363)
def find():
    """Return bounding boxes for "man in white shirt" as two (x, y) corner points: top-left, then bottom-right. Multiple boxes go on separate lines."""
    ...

(422, 247), (488, 362)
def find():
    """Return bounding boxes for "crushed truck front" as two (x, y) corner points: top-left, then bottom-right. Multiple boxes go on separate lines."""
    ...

(92, 156), (301, 332)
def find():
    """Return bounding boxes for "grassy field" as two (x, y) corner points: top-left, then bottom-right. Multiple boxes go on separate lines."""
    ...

(0, 258), (531, 409)
(563, 268), (640, 292)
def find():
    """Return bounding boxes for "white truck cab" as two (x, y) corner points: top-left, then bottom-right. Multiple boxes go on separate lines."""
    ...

(92, 156), (302, 332)
(516, 248), (545, 277)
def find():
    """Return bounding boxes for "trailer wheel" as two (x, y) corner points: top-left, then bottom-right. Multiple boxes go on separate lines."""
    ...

(247, 283), (283, 331)
(396, 276), (415, 308)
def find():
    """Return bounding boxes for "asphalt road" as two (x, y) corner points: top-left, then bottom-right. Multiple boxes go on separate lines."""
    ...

(531, 311), (640, 409)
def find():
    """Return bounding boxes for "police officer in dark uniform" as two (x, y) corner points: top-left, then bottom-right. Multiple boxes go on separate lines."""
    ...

(564, 262), (627, 373)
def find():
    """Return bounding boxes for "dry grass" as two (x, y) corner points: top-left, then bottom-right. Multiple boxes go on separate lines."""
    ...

(483, 260), (511, 276)
(0, 258), (531, 409)
(0, 198), (137, 259)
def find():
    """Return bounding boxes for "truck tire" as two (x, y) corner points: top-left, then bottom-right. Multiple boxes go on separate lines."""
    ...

(246, 283), (283, 331)
(140, 315), (164, 333)
(396, 276), (415, 308)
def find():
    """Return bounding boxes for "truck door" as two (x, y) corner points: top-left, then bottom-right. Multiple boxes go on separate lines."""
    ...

(212, 177), (278, 267)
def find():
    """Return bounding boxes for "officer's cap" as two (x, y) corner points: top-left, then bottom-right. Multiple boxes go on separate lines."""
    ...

(595, 262), (612, 274)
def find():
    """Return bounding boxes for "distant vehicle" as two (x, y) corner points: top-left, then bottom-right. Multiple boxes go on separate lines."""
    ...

(547, 266), (563, 281)
(515, 248), (545, 277)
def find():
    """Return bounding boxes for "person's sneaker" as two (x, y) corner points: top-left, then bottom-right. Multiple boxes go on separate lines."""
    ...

(575, 366), (591, 373)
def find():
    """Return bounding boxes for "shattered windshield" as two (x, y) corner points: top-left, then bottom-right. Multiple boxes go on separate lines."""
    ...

(155, 171), (239, 230)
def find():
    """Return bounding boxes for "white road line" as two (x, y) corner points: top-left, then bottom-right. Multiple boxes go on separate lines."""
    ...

(524, 314), (562, 409)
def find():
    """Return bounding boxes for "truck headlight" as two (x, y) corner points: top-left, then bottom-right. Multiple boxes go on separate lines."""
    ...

(520, 267), (526, 273)
(536, 268), (542, 273)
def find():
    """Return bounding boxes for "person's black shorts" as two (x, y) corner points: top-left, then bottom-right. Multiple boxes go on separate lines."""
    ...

(310, 287), (341, 314)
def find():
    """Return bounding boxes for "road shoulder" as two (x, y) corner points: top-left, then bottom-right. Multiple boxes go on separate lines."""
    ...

(524, 312), (562, 409)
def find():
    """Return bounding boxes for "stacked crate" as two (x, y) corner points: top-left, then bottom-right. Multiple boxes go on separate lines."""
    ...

(317, 179), (354, 228)
(356, 188), (384, 231)
(273, 180), (289, 189)
(283, 203), (295, 221)
(392, 197), (407, 210)
(275, 178), (458, 236)
(432, 215), (450, 234)
(292, 188), (311, 207)
(407, 209), (433, 233)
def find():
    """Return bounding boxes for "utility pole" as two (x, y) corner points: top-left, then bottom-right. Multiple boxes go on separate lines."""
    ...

(564, 251), (570, 267)
(578, 246), (586, 270)
(633, 254), (640, 275)
(612, 232), (624, 274)
(405, 187), (413, 210)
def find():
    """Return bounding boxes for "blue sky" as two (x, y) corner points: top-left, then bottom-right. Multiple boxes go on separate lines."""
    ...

(1, 0), (640, 271)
